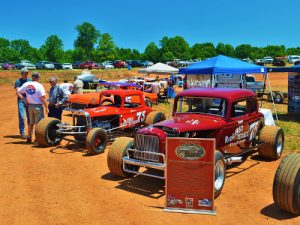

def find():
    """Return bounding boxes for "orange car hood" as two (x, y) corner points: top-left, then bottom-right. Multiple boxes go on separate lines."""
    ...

(69, 93), (100, 105)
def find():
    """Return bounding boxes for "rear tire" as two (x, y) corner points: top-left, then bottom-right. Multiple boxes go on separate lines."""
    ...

(268, 92), (276, 102)
(273, 153), (300, 215)
(107, 137), (139, 177)
(35, 118), (62, 147)
(145, 111), (166, 125)
(258, 126), (284, 160)
(214, 150), (226, 198)
(274, 92), (284, 104)
(86, 128), (108, 155)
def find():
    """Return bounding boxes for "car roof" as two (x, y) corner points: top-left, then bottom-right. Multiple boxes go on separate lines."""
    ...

(177, 88), (255, 101)
(100, 89), (143, 96)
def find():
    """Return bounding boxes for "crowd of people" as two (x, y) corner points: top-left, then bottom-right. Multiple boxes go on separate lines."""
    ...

(14, 68), (83, 143)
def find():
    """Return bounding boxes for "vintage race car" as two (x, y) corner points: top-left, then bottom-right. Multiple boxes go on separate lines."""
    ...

(35, 89), (166, 155)
(107, 88), (284, 197)
(69, 82), (158, 108)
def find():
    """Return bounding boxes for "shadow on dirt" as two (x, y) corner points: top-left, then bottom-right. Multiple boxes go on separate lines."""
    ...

(260, 203), (297, 220)
(226, 159), (260, 178)
(278, 113), (300, 123)
(101, 172), (165, 199)
(3, 135), (22, 139)
(45, 143), (87, 155)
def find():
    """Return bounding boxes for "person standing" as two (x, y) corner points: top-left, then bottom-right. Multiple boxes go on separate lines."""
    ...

(73, 76), (84, 94)
(48, 77), (67, 120)
(17, 72), (48, 143)
(15, 68), (31, 139)
(59, 79), (73, 100)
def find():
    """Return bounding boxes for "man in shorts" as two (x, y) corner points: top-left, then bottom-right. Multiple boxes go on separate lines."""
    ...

(15, 68), (31, 138)
(17, 72), (48, 143)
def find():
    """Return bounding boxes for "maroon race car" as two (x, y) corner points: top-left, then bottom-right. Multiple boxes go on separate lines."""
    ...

(107, 88), (284, 197)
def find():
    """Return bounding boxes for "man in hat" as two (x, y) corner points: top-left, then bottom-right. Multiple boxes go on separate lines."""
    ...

(17, 72), (48, 143)
(15, 68), (31, 139)
(48, 77), (67, 120)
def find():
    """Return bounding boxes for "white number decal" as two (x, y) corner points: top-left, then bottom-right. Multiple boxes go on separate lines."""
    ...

(137, 111), (146, 122)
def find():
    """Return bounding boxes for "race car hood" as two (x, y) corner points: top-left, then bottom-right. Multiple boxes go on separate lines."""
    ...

(69, 93), (100, 105)
(154, 113), (225, 133)
(84, 106), (121, 117)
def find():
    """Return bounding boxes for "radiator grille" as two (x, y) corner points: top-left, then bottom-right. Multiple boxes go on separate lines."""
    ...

(134, 134), (160, 162)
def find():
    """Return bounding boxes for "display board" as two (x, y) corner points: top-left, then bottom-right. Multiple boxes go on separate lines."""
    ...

(288, 74), (300, 113)
(164, 138), (216, 215)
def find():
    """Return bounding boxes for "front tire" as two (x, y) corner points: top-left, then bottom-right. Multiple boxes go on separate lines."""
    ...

(214, 150), (226, 198)
(145, 111), (166, 125)
(86, 128), (108, 155)
(273, 153), (300, 215)
(35, 118), (62, 147)
(107, 137), (139, 178)
(258, 126), (284, 160)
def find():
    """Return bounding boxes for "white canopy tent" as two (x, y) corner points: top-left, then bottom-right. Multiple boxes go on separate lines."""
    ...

(138, 62), (179, 75)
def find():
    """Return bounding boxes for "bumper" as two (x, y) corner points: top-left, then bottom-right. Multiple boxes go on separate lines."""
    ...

(123, 149), (166, 179)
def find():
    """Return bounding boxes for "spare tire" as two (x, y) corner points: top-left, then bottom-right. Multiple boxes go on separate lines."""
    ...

(35, 117), (62, 147)
(273, 153), (300, 215)
(258, 126), (284, 160)
(145, 111), (166, 125)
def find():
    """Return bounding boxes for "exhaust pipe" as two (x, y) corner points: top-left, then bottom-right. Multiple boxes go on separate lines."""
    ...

(225, 156), (243, 165)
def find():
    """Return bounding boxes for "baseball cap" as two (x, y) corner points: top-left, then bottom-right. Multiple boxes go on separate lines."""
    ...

(21, 68), (28, 74)
(32, 72), (40, 79)
(49, 77), (57, 82)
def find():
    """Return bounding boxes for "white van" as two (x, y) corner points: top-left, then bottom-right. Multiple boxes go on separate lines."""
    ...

(288, 55), (300, 64)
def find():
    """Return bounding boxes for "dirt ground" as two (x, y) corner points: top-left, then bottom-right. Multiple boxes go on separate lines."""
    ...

(0, 72), (299, 225)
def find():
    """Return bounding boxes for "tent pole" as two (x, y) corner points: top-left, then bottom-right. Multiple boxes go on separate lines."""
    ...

(260, 73), (267, 108)
(266, 74), (278, 123)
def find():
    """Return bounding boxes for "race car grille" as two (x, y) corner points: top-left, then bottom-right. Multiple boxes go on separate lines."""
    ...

(133, 134), (159, 162)
(70, 103), (87, 110)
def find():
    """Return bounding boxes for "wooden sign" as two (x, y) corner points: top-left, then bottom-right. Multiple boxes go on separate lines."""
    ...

(164, 138), (216, 215)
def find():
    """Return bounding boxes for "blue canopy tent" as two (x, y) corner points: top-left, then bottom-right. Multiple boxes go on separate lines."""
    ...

(179, 55), (267, 75)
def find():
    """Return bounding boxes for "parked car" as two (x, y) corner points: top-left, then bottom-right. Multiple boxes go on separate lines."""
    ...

(288, 55), (300, 64)
(113, 60), (127, 68)
(80, 61), (99, 70)
(131, 60), (146, 67)
(72, 61), (83, 69)
(272, 57), (286, 66)
(15, 60), (36, 70)
(263, 56), (274, 64)
(102, 61), (114, 69)
(144, 61), (154, 67)
(107, 88), (284, 197)
(36, 61), (55, 70)
(52, 62), (62, 70)
(35, 89), (166, 155)
(2, 62), (15, 70)
(62, 63), (73, 70)
(255, 59), (265, 66)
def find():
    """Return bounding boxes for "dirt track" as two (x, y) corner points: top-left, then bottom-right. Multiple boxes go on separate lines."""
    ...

(0, 79), (299, 224)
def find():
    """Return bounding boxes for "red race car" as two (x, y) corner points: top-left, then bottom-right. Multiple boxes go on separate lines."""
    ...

(35, 89), (166, 155)
(108, 88), (284, 197)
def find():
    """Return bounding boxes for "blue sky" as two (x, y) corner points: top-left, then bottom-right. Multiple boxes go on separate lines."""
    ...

(1, 0), (299, 52)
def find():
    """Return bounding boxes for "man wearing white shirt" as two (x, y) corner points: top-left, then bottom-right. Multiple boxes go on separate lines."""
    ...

(17, 72), (48, 143)
(59, 80), (73, 99)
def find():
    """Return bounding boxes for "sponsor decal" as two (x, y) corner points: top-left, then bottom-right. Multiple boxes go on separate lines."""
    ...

(122, 111), (146, 126)
(198, 199), (212, 207)
(175, 144), (205, 160)
(249, 121), (260, 140)
(186, 119), (199, 125)
(185, 198), (194, 208)
(167, 195), (183, 206)
(26, 85), (36, 95)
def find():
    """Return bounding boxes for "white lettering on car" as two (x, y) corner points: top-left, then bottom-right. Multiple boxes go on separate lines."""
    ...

(186, 119), (199, 125)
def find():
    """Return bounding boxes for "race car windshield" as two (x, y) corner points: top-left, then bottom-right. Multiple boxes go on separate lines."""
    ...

(176, 96), (226, 117)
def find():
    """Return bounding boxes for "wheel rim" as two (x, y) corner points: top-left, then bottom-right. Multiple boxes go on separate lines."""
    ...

(276, 132), (283, 156)
(94, 136), (102, 150)
(215, 160), (225, 192)
(48, 123), (61, 144)
(275, 95), (281, 103)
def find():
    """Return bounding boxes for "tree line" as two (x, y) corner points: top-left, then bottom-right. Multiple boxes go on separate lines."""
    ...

(1, 21), (300, 64)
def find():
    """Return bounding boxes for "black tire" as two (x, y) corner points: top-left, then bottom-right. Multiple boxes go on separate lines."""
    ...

(145, 98), (152, 107)
(274, 92), (284, 104)
(86, 128), (108, 155)
(268, 92), (276, 102)
(35, 118), (62, 147)
(214, 150), (226, 198)
(107, 137), (139, 178)
(273, 153), (300, 215)
(145, 111), (166, 125)
(258, 126), (284, 160)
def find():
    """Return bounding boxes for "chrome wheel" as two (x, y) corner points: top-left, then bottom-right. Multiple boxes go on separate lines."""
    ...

(276, 132), (284, 156)
(215, 160), (225, 192)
